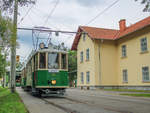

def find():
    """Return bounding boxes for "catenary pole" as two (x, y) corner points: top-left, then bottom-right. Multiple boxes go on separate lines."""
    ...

(10, 0), (18, 93)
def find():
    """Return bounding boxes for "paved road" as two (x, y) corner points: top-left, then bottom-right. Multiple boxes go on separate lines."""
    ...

(17, 88), (66, 113)
(17, 88), (150, 113)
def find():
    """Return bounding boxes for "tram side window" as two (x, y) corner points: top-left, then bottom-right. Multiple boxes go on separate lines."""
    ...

(39, 53), (46, 69)
(61, 54), (67, 69)
(35, 54), (38, 70)
(48, 52), (59, 69)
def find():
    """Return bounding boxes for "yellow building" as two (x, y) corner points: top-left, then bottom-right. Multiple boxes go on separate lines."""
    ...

(72, 16), (150, 90)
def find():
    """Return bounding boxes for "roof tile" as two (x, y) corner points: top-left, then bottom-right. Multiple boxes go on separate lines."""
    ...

(71, 16), (150, 50)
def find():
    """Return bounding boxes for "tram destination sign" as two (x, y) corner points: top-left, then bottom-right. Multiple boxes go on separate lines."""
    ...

(48, 69), (59, 73)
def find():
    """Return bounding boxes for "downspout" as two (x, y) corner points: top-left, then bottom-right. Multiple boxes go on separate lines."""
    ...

(98, 40), (102, 86)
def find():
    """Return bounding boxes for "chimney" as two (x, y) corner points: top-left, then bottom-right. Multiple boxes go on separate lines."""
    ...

(119, 19), (126, 31)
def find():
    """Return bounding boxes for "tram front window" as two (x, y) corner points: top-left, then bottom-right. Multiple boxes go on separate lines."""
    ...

(39, 53), (46, 69)
(48, 53), (59, 69)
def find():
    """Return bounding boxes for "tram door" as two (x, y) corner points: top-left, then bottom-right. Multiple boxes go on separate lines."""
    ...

(33, 55), (36, 86)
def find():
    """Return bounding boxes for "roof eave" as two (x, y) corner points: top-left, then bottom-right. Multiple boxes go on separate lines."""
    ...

(116, 24), (150, 40)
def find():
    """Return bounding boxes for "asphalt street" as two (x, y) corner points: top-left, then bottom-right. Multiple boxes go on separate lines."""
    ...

(17, 87), (150, 113)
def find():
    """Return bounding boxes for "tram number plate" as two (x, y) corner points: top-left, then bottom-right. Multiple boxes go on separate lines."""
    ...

(48, 69), (59, 73)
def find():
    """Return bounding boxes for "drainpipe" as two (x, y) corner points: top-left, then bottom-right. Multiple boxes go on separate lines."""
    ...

(98, 40), (102, 86)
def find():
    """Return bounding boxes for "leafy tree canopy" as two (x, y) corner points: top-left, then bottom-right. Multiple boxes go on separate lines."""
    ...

(0, 11), (13, 78)
(0, 0), (36, 13)
(135, 0), (150, 12)
(68, 50), (77, 86)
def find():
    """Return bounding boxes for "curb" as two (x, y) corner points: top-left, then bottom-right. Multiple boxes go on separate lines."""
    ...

(16, 88), (30, 113)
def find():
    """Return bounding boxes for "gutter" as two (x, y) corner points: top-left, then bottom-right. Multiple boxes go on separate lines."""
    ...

(116, 24), (150, 40)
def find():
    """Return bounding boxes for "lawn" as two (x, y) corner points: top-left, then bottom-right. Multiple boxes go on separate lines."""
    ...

(120, 93), (150, 97)
(0, 87), (28, 113)
(103, 89), (150, 93)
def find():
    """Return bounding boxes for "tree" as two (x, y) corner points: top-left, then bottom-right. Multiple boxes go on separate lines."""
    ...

(0, 11), (13, 47)
(135, 0), (150, 12)
(0, 0), (36, 13)
(0, 0), (36, 92)
(68, 50), (77, 87)
(0, 11), (13, 87)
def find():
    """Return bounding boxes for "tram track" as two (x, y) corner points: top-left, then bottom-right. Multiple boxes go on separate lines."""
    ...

(64, 97), (133, 113)
(41, 98), (80, 113)
(41, 96), (133, 113)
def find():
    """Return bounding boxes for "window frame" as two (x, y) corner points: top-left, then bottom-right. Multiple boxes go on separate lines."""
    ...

(83, 33), (86, 41)
(35, 53), (38, 70)
(142, 66), (150, 82)
(48, 52), (60, 69)
(39, 52), (46, 69)
(61, 53), (67, 70)
(140, 37), (148, 52)
(86, 48), (90, 61)
(86, 71), (90, 84)
(122, 69), (128, 83)
(80, 51), (83, 63)
(81, 72), (84, 84)
(122, 45), (127, 57)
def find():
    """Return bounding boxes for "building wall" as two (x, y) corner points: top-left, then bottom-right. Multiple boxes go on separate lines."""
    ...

(93, 40), (118, 86)
(93, 40), (101, 86)
(77, 34), (96, 86)
(117, 27), (150, 86)
(76, 27), (150, 88)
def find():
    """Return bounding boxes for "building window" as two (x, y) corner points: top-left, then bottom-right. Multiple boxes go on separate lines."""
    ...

(141, 37), (147, 52)
(83, 33), (86, 41)
(86, 71), (90, 84)
(142, 66), (149, 82)
(122, 45), (126, 57)
(80, 51), (83, 62)
(86, 48), (89, 61)
(81, 72), (84, 84)
(123, 69), (128, 83)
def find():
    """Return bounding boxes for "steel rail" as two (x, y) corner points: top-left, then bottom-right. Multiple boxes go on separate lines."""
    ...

(41, 98), (79, 113)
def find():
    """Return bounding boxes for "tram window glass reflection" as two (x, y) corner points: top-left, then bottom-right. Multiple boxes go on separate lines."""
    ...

(48, 52), (59, 69)
(61, 54), (67, 69)
(39, 53), (46, 69)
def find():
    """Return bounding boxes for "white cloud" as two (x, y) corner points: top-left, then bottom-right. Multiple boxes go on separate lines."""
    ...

(16, 0), (150, 58)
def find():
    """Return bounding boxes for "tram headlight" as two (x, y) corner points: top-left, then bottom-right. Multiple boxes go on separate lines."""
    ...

(51, 80), (56, 85)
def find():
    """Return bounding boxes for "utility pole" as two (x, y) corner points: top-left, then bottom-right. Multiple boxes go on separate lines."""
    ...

(10, 0), (18, 93)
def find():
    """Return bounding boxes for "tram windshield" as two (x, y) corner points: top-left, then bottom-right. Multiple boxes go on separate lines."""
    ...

(48, 52), (59, 69)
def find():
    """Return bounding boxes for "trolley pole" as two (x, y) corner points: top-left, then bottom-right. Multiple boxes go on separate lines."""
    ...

(10, 0), (18, 93)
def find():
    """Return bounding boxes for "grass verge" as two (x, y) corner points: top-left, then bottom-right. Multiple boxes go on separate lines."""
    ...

(103, 89), (150, 93)
(120, 93), (150, 97)
(0, 87), (28, 113)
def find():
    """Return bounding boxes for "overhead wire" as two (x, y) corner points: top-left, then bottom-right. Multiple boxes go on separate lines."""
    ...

(43, 0), (60, 27)
(18, 1), (36, 25)
(31, 7), (60, 30)
(34, 6), (74, 32)
(42, 0), (60, 48)
(28, 14), (36, 27)
(85, 0), (120, 25)
(30, 0), (60, 50)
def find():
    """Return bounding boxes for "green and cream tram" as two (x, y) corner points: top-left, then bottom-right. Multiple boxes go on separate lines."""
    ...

(22, 43), (69, 96)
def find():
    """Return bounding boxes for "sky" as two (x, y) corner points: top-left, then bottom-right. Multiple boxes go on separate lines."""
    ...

(16, 0), (150, 62)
